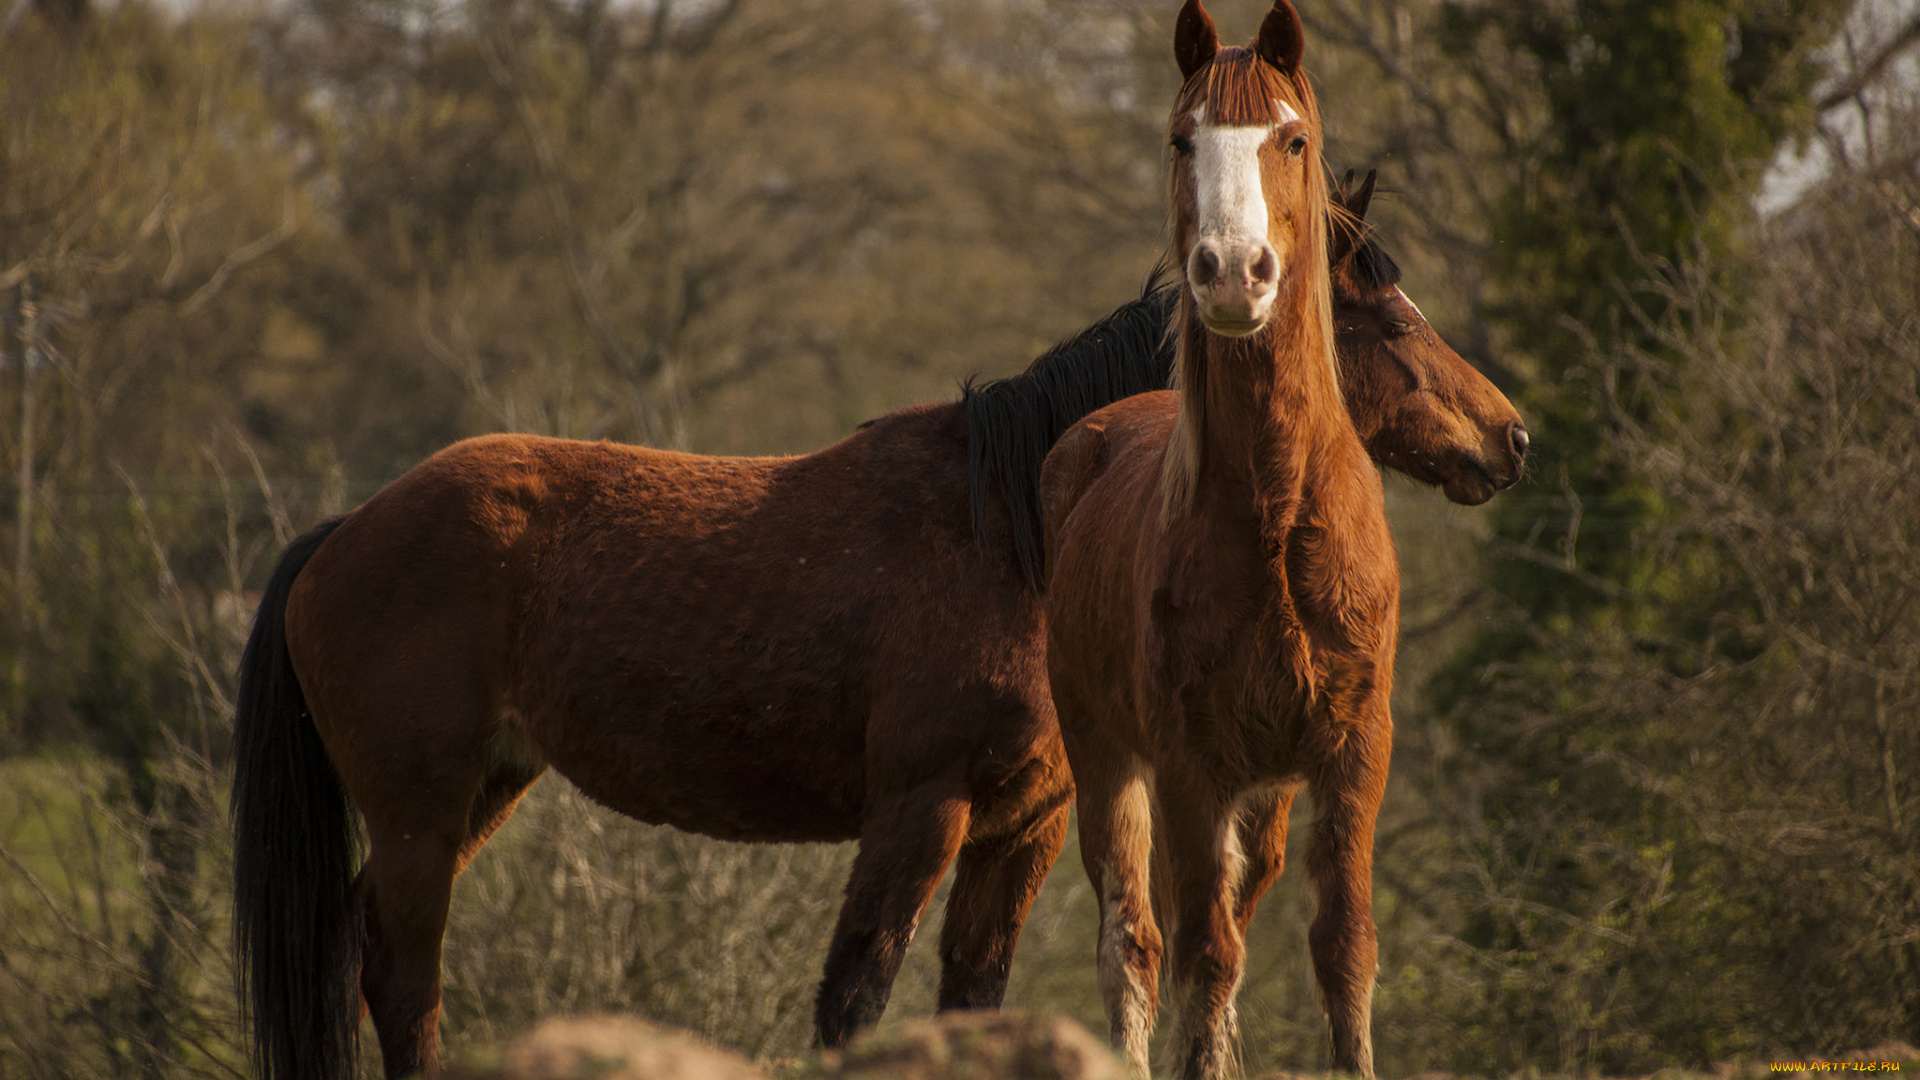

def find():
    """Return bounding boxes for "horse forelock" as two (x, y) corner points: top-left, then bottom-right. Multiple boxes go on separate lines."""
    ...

(1175, 47), (1301, 128)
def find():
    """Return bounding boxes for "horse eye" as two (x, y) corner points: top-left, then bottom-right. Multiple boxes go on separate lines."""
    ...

(1387, 319), (1418, 337)
(1287, 135), (1308, 157)
(1171, 134), (1194, 158)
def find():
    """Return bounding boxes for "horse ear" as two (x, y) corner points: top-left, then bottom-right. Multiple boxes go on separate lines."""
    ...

(1175, 0), (1219, 81)
(1337, 168), (1356, 202)
(1350, 169), (1378, 220)
(1254, 0), (1305, 75)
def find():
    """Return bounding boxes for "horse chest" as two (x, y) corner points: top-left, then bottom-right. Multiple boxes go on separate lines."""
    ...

(1150, 507), (1383, 665)
(1142, 515), (1389, 777)
(1148, 533), (1302, 700)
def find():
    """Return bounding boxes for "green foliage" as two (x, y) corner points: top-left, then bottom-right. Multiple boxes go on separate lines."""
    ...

(1441, 0), (1849, 614)
(1358, 0), (1917, 1072)
(1404, 164), (1920, 1071)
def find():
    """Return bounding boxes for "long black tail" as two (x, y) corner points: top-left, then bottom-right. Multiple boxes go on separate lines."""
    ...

(231, 516), (359, 1080)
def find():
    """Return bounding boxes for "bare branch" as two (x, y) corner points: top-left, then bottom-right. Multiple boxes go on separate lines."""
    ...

(1817, 11), (1920, 113)
(177, 194), (305, 316)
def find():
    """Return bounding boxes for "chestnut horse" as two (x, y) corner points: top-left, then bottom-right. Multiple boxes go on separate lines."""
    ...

(971, 169), (1527, 591)
(1041, 3), (1399, 1078)
(231, 195), (1520, 1080)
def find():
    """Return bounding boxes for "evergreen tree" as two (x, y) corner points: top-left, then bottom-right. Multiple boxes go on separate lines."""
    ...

(1445, 0), (1847, 620)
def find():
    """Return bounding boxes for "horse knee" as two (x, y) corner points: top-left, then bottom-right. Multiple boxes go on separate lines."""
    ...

(1172, 930), (1242, 995)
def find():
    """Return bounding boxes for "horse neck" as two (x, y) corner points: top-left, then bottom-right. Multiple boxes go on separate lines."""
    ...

(1168, 270), (1363, 528)
(1328, 321), (1389, 447)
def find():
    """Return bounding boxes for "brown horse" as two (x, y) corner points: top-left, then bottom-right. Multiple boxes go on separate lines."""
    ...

(970, 170), (1526, 593)
(1041, 3), (1399, 1077)
(231, 186), (1521, 1080)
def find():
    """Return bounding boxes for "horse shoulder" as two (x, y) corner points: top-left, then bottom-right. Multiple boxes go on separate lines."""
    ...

(1285, 463), (1400, 660)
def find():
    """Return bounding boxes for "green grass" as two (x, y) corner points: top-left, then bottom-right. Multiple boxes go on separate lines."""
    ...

(0, 754), (145, 934)
(0, 753), (247, 1079)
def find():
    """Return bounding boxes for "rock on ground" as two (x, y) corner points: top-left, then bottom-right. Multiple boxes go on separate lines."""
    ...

(807, 1011), (1126, 1080)
(447, 1011), (1126, 1080)
(444, 1015), (768, 1080)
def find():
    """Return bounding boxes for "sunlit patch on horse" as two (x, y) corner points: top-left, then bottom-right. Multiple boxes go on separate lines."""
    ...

(1394, 285), (1426, 322)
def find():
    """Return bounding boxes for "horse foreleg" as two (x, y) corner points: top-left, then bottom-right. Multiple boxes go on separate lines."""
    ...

(935, 801), (1070, 1011)
(1158, 772), (1243, 1080)
(1305, 735), (1388, 1080)
(1073, 756), (1161, 1077)
(814, 783), (971, 1047)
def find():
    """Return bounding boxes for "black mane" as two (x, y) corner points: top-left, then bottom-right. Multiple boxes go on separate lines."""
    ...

(962, 268), (1178, 589)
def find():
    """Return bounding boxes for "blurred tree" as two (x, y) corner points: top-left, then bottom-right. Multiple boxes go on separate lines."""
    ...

(1, 7), (330, 1074)
(2, 0), (89, 38)
(1381, 0), (1919, 1071)
(1443, 0), (1850, 617)
(248, 0), (1170, 463)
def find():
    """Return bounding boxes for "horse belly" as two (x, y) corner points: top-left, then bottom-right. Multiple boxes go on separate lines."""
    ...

(524, 692), (869, 842)
(510, 601), (872, 843)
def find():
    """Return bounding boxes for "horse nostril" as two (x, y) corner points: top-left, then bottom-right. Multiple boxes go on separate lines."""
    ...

(1510, 423), (1530, 460)
(1251, 246), (1278, 286)
(1191, 245), (1222, 286)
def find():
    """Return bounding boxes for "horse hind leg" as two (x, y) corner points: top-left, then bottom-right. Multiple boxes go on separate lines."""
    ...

(1157, 771), (1244, 1080)
(340, 707), (542, 1079)
(1071, 754), (1161, 1077)
(348, 746), (544, 1074)
(1146, 781), (1294, 1069)
(353, 822), (464, 1079)
(814, 782), (972, 1047)
(1232, 783), (1299, 936)
(935, 799), (1070, 1011)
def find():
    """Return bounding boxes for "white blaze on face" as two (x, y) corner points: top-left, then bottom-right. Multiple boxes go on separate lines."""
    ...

(1189, 101), (1300, 249)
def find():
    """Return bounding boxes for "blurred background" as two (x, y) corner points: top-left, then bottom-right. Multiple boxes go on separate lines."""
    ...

(1, 0), (1916, 1075)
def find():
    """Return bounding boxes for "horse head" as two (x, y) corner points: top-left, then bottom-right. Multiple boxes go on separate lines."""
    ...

(1168, 0), (1323, 339)
(1330, 170), (1529, 504)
